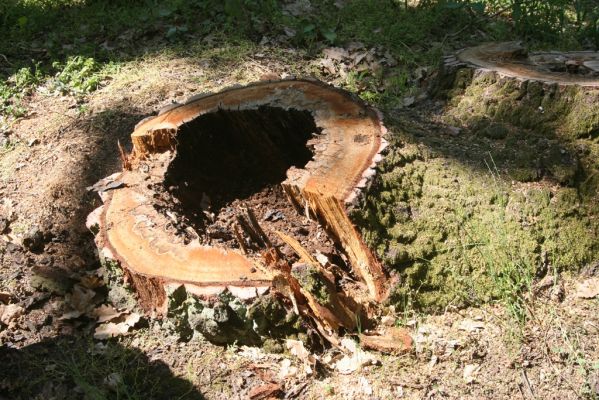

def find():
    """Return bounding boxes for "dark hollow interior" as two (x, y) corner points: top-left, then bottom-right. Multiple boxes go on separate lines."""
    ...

(164, 106), (319, 227)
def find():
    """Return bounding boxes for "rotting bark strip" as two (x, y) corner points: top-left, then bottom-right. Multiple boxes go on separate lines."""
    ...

(90, 79), (389, 324)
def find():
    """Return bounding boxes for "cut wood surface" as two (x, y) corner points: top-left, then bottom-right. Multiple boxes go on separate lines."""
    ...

(455, 42), (599, 87)
(92, 79), (389, 317)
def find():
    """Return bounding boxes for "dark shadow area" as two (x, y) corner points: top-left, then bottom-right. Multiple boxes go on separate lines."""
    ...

(0, 334), (204, 399)
(165, 106), (317, 229)
(0, 0), (275, 79)
(391, 107), (581, 186)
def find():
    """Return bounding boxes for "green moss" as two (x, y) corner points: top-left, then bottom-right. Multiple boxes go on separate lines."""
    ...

(355, 106), (599, 313)
(446, 71), (599, 140)
(291, 264), (331, 306)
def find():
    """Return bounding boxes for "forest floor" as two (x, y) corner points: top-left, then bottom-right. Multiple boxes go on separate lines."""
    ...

(1, 1), (598, 399)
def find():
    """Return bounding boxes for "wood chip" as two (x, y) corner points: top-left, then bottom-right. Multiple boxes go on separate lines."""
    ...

(249, 383), (282, 400)
(359, 327), (413, 355)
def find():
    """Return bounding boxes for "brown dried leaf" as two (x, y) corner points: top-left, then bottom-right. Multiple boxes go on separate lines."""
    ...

(69, 284), (97, 313)
(93, 304), (127, 323)
(93, 312), (141, 340)
(249, 383), (282, 400)
(323, 47), (349, 61)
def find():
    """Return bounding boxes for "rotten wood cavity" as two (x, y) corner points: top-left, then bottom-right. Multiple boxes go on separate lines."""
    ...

(90, 79), (389, 320)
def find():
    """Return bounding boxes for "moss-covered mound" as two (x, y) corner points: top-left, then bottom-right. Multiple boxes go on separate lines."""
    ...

(353, 69), (599, 312)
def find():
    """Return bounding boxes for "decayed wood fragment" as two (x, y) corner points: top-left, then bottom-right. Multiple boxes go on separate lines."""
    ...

(90, 79), (389, 337)
(359, 327), (413, 355)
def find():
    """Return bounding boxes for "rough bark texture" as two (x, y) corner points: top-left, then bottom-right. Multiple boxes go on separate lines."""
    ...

(89, 79), (389, 343)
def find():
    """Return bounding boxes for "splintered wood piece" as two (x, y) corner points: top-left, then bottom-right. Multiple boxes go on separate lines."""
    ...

(236, 214), (265, 248)
(456, 42), (599, 87)
(117, 140), (131, 171)
(275, 231), (319, 267)
(233, 223), (248, 254)
(94, 79), (388, 313)
(245, 207), (274, 249)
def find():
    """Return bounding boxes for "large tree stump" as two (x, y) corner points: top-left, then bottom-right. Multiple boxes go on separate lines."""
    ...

(437, 42), (599, 187)
(89, 79), (389, 343)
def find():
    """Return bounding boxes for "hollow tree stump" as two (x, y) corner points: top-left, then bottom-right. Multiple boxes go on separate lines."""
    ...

(88, 79), (389, 342)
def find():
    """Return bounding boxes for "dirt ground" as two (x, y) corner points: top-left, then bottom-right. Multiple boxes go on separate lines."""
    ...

(1, 47), (598, 400)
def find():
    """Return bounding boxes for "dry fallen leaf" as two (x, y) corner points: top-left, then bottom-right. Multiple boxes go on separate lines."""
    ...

(334, 337), (379, 374)
(69, 284), (97, 313)
(249, 383), (282, 400)
(93, 304), (127, 323)
(59, 284), (98, 320)
(463, 364), (480, 384)
(323, 47), (349, 61)
(575, 278), (599, 299)
(318, 58), (337, 75)
(286, 339), (317, 375)
(0, 303), (24, 325)
(94, 312), (141, 340)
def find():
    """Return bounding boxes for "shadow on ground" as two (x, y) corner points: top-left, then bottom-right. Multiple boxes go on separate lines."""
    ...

(0, 334), (204, 399)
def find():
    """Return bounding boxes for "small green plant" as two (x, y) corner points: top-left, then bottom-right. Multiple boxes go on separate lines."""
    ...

(324, 383), (335, 395)
(0, 64), (42, 118)
(51, 56), (105, 95)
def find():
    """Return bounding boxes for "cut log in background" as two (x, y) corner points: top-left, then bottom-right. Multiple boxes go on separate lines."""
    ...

(88, 79), (390, 344)
(438, 42), (599, 189)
